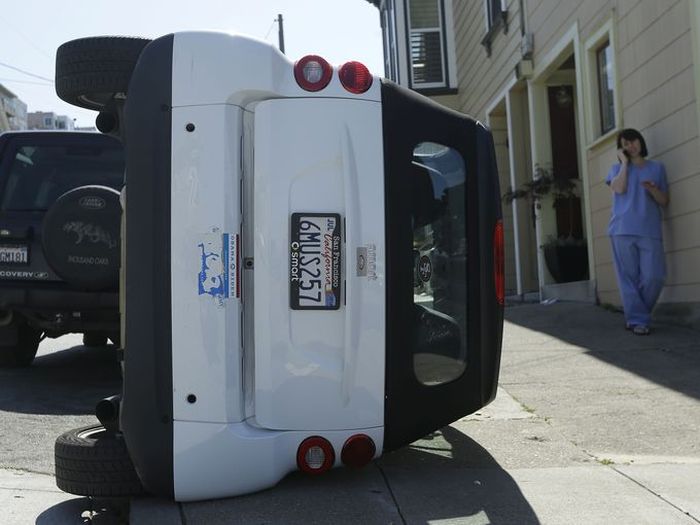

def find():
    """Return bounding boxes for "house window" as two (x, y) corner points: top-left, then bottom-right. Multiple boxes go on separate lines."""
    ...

(44, 117), (53, 127)
(596, 41), (615, 134)
(408, 0), (445, 87)
(481, 0), (507, 56)
(486, 0), (503, 30)
(584, 19), (619, 143)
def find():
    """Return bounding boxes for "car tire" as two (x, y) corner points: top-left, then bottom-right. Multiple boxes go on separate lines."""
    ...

(55, 36), (151, 111)
(0, 319), (41, 368)
(41, 185), (121, 291)
(83, 332), (109, 347)
(55, 424), (144, 497)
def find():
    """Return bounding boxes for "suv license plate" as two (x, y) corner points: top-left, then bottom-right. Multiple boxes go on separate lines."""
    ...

(0, 245), (28, 264)
(290, 213), (342, 310)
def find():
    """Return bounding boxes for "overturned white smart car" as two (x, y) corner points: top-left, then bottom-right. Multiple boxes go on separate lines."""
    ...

(53, 31), (504, 502)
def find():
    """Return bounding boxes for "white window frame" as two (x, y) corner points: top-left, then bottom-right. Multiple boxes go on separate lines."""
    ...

(404, 0), (457, 91)
(583, 18), (622, 147)
(382, 0), (400, 83)
(595, 42), (615, 134)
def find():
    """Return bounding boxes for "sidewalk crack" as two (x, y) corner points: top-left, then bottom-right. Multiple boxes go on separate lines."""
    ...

(374, 463), (407, 525)
(179, 501), (187, 524)
(610, 467), (700, 524)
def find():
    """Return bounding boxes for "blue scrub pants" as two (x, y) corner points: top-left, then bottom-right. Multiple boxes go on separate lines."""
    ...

(610, 235), (666, 327)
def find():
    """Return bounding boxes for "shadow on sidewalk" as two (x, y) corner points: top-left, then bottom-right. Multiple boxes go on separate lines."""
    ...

(178, 426), (539, 524)
(0, 343), (121, 416)
(505, 302), (700, 401)
(36, 497), (128, 524)
(377, 425), (540, 524)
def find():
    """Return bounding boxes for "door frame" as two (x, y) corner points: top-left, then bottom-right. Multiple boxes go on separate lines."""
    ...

(527, 22), (595, 296)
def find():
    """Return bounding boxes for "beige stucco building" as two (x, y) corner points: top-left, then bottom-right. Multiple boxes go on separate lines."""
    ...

(367, 0), (700, 326)
(0, 83), (27, 131)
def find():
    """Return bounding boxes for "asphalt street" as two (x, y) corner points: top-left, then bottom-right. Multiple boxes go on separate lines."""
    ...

(1, 302), (699, 524)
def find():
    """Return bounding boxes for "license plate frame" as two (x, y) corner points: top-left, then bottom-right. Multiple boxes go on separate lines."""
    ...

(289, 213), (342, 310)
(0, 244), (29, 265)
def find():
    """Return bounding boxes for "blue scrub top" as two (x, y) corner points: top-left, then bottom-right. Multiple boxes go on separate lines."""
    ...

(605, 160), (668, 239)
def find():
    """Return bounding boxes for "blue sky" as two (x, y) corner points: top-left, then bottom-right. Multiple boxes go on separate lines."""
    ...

(0, 0), (383, 127)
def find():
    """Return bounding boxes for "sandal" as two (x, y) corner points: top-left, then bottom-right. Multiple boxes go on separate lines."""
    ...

(632, 325), (650, 335)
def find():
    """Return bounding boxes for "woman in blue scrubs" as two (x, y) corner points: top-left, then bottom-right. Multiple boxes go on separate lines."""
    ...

(606, 128), (669, 335)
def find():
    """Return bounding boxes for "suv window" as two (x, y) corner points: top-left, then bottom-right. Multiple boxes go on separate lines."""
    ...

(411, 142), (467, 385)
(1, 144), (124, 211)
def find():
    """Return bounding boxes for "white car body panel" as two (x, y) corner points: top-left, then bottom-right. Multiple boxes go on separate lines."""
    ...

(171, 32), (381, 108)
(168, 32), (385, 499)
(170, 104), (244, 424)
(253, 98), (385, 431)
(173, 421), (383, 501)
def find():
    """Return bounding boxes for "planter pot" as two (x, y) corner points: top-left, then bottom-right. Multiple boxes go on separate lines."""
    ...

(543, 244), (589, 284)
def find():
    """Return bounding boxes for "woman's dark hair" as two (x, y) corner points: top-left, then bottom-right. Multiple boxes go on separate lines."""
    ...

(617, 128), (648, 157)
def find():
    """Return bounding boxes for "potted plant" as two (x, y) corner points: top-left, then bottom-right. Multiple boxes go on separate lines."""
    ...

(503, 166), (589, 283)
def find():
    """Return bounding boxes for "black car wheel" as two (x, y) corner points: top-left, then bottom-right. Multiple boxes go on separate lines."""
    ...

(55, 36), (151, 111)
(42, 185), (121, 291)
(55, 424), (144, 497)
(0, 318), (42, 368)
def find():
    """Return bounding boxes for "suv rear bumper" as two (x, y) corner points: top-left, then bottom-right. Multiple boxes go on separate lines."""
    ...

(0, 287), (117, 310)
(0, 287), (118, 332)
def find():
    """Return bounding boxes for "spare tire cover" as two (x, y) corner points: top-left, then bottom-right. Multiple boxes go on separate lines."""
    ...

(42, 185), (121, 291)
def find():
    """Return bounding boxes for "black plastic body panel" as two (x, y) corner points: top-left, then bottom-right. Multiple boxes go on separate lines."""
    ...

(120, 34), (175, 498)
(380, 80), (504, 452)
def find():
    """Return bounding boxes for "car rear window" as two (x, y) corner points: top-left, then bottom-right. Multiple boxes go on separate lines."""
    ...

(1, 144), (124, 211)
(411, 142), (468, 386)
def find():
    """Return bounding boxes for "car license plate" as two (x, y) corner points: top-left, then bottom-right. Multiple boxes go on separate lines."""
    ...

(0, 245), (28, 265)
(290, 213), (342, 310)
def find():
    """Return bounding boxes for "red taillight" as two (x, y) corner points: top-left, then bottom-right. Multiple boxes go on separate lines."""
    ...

(494, 219), (505, 305)
(297, 436), (335, 475)
(341, 434), (376, 468)
(338, 61), (373, 94)
(294, 55), (333, 92)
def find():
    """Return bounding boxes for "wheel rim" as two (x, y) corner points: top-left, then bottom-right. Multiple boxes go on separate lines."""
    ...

(77, 427), (108, 440)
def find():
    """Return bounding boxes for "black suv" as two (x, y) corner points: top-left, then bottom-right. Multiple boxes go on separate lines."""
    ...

(0, 131), (123, 366)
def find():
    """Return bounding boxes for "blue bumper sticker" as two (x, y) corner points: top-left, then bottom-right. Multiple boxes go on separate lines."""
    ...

(198, 231), (239, 300)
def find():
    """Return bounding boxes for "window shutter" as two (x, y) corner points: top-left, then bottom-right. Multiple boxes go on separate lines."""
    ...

(410, 32), (444, 84)
(408, 0), (445, 87)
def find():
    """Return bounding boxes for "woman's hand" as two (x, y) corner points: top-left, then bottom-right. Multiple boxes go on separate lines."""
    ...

(617, 148), (629, 164)
(642, 180), (669, 207)
(610, 151), (630, 193)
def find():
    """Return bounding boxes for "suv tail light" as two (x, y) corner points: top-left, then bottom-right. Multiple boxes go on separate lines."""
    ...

(494, 219), (505, 305)
(297, 436), (335, 474)
(338, 61), (373, 94)
(294, 55), (333, 92)
(341, 434), (376, 468)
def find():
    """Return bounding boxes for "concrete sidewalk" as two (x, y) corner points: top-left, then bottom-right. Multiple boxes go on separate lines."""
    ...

(4, 302), (699, 524)
(0, 468), (128, 524)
